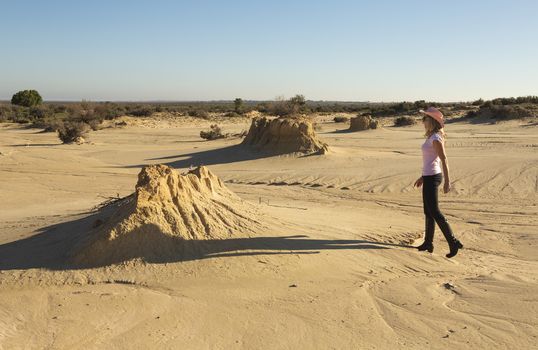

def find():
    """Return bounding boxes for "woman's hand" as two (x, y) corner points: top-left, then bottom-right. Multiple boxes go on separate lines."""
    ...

(414, 177), (423, 188)
(443, 181), (451, 193)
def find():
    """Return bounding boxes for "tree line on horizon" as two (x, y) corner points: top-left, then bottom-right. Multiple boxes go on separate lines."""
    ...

(1, 89), (537, 143)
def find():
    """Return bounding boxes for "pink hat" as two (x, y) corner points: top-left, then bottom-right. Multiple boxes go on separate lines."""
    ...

(419, 107), (444, 127)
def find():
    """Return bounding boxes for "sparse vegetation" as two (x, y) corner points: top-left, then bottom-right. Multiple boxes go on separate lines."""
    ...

(200, 124), (228, 140)
(1, 96), (536, 131)
(394, 116), (417, 127)
(57, 121), (90, 144)
(234, 98), (244, 114)
(268, 94), (308, 117)
(188, 109), (210, 119)
(128, 105), (154, 117)
(465, 104), (536, 121)
(333, 116), (349, 123)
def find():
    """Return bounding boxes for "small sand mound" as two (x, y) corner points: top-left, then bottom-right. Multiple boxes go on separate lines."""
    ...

(349, 115), (379, 131)
(72, 164), (259, 266)
(242, 117), (329, 154)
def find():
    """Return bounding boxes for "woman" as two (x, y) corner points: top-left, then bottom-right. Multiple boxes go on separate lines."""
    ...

(413, 107), (463, 258)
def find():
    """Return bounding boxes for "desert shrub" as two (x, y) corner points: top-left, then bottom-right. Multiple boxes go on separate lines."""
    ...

(466, 105), (536, 120)
(267, 94), (309, 117)
(87, 118), (102, 131)
(66, 104), (83, 117)
(128, 105), (154, 117)
(49, 104), (68, 113)
(0, 105), (14, 122)
(464, 110), (479, 119)
(289, 94), (306, 109)
(11, 90), (42, 107)
(255, 102), (271, 113)
(0, 108), (10, 123)
(333, 116), (349, 123)
(413, 100), (428, 109)
(394, 102), (415, 113)
(94, 103), (124, 120)
(200, 124), (227, 140)
(268, 99), (294, 116)
(234, 98), (244, 114)
(78, 110), (103, 125)
(485, 96), (538, 105)
(394, 116), (417, 127)
(493, 105), (534, 119)
(13, 109), (32, 123)
(189, 109), (210, 119)
(32, 118), (64, 132)
(29, 105), (53, 120)
(57, 121), (90, 144)
(472, 98), (484, 106)
(224, 111), (242, 118)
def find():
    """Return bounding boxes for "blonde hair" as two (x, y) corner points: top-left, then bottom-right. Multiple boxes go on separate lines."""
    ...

(423, 116), (446, 138)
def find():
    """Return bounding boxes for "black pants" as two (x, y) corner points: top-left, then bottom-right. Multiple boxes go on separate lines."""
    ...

(422, 174), (457, 245)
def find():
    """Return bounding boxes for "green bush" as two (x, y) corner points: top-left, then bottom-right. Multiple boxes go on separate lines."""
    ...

(394, 116), (417, 127)
(11, 90), (43, 107)
(57, 121), (90, 144)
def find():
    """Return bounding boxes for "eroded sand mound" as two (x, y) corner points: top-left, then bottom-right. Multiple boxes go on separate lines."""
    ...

(72, 164), (259, 265)
(349, 115), (379, 131)
(242, 117), (329, 154)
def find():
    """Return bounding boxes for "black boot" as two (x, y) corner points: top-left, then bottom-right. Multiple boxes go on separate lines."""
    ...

(417, 216), (435, 253)
(446, 241), (463, 258)
(432, 214), (462, 258)
(416, 242), (434, 253)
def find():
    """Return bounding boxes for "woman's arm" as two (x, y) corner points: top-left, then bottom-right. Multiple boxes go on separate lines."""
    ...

(433, 140), (451, 193)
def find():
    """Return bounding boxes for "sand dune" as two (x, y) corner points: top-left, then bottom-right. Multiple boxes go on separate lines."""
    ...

(0, 117), (537, 349)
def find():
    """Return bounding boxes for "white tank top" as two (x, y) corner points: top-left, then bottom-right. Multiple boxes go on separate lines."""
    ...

(421, 133), (443, 176)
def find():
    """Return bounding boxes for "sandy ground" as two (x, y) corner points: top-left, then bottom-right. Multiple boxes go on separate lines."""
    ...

(0, 116), (537, 349)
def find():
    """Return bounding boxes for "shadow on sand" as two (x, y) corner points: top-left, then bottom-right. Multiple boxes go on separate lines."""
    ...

(126, 143), (322, 169)
(10, 143), (61, 147)
(126, 144), (277, 169)
(327, 128), (354, 134)
(0, 212), (413, 271)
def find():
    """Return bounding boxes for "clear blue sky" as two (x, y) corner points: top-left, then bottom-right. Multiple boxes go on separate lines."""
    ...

(1, 0), (537, 102)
